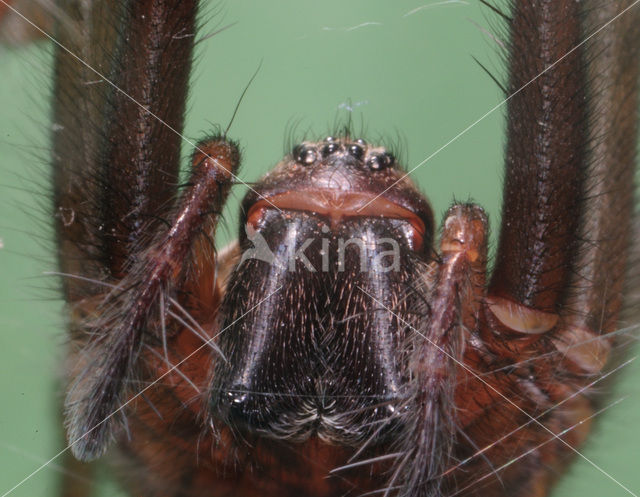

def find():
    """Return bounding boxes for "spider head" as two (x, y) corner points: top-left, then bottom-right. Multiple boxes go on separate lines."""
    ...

(241, 136), (434, 253)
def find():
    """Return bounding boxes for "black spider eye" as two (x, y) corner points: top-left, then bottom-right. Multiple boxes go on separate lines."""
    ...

(348, 144), (364, 160)
(381, 153), (395, 168)
(293, 144), (317, 165)
(366, 152), (394, 171)
(321, 142), (339, 157)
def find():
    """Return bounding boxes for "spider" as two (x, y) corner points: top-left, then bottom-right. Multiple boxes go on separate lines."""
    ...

(0, 0), (636, 496)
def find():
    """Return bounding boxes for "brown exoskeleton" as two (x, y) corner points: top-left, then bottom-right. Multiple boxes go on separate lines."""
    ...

(0, 0), (639, 496)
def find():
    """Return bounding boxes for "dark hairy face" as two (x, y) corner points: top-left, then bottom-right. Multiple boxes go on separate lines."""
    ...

(210, 136), (436, 444)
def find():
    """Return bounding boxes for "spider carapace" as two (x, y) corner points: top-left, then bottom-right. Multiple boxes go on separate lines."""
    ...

(5, 0), (636, 495)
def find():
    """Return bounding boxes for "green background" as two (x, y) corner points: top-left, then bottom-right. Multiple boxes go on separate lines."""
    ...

(0, 1), (638, 496)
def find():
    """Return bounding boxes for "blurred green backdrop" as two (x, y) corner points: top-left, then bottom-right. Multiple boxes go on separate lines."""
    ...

(0, 1), (638, 496)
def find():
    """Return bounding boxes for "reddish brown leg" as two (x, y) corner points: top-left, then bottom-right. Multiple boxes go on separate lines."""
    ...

(488, 0), (639, 338)
(53, 0), (197, 297)
(52, 0), (121, 305)
(562, 1), (640, 338)
(399, 204), (488, 496)
(452, 1), (640, 496)
(50, 0), (241, 468)
(488, 0), (588, 317)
